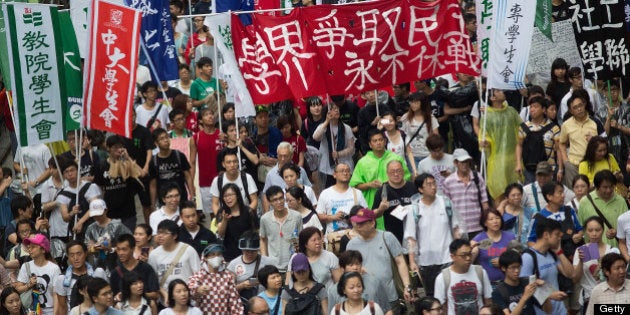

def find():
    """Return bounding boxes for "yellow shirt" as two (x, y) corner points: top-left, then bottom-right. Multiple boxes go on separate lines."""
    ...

(578, 154), (620, 184)
(559, 117), (598, 165)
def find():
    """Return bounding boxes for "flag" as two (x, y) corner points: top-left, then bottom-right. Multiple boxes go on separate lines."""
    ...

(205, 13), (255, 118)
(0, 0), (27, 89)
(535, 0), (552, 41)
(476, 0), (494, 76)
(58, 10), (82, 131)
(125, 0), (178, 82)
(83, 0), (141, 138)
(3, 3), (67, 146)
(486, 0), (536, 90)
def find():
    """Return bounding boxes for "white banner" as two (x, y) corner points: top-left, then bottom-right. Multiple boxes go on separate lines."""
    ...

(4, 3), (66, 146)
(527, 20), (581, 74)
(476, 0), (494, 77)
(205, 13), (255, 118)
(487, 0), (535, 89)
(69, 0), (122, 58)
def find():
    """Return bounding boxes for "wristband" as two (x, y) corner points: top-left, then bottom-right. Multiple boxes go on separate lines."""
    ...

(556, 249), (564, 256)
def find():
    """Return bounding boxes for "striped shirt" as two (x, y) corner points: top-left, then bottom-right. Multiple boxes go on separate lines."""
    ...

(442, 171), (488, 233)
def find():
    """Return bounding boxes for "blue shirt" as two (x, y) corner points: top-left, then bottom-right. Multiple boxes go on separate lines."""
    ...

(520, 248), (566, 315)
(87, 306), (124, 315)
(258, 291), (283, 315)
(527, 206), (582, 243)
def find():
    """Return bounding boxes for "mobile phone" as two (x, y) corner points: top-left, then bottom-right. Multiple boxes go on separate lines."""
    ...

(141, 247), (149, 256)
(528, 275), (536, 284)
(249, 277), (259, 285)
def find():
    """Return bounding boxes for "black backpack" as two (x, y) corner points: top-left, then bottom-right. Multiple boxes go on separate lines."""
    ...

(520, 122), (555, 171)
(57, 183), (93, 238)
(284, 283), (325, 315)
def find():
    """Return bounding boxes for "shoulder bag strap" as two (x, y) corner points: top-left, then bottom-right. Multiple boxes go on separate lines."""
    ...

(252, 255), (262, 278)
(147, 103), (164, 128)
(272, 288), (282, 315)
(517, 210), (524, 241)
(159, 245), (188, 288)
(585, 194), (613, 229)
(335, 303), (341, 315)
(532, 184), (541, 212)
(406, 121), (426, 146)
(471, 171), (484, 211)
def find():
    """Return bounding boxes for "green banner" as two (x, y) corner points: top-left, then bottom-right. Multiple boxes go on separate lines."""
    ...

(535, 0), (552, 41)
(1, 0), (27, 89)
(58, 10), (81, 131)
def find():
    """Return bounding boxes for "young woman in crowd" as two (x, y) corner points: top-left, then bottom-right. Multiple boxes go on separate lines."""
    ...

(16, 234), (61, 315)
(400, 92), (439, 167)
(331, 272), (384, 315)
(118, 272), (154, 315)
(280, 163), (318, 208)
(578, 136), (622, 184)
(158, 280), (202, 315)
(171, 94), (197, 133)
(286, 186), (322, 230)
(149, 184), (182, 235)
(281, 253), (328, 315)
(471, 209), (516, 285)
(497, 183), (535, 246)
(167, 108), (193, 159)
(378, 112), (417, 176)
(68, 276), (92, 315)
(300, 97), (326, 194)
(216, 184), (256, 261)
(572, 216), (619, 311)
(0, 287), (29, 315)
(133, 224), (154, 263)
(568, 174), (590, 213)
(414, 296), (442, 315)
(287, 227), (340, 288)
(222, 103), (236, 122)
(545, 58), (571, 107)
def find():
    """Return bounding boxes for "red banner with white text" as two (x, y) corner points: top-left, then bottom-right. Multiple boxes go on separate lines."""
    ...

(83, 0), (141, 138)
(232, 0), (480, 104)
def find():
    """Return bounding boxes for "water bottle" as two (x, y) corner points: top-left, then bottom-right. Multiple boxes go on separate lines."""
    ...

(331, 207), (338, 231)
(99, 239), (109, 260)
(289, 228), (298, 255)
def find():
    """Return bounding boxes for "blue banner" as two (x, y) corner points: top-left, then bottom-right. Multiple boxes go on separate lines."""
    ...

(126, 0), (178, 82)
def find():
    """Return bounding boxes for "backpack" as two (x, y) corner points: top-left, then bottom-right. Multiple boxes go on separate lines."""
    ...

(57, 183), (93, 237)
(520, 122), (555, 171)
(441, 265), (485, 296)
(523, 248), (573, 294)
(412, 195), (454, 237)
(284, 283), (325, 315)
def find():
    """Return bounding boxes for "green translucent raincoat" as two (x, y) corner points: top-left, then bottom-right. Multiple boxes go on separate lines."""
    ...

(481, 103), (522, 199)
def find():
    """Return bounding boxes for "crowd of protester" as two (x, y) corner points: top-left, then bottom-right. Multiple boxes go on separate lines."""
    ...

(2, 0), (630, 315)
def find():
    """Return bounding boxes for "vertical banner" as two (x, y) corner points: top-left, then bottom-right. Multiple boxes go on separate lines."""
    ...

(486, 0), (536, 89)
(83, 0), (141, 138)
(4, 3), (67, 146)
(69, 0), (89, 58)
(205, 13), (255, 118)
(58, 10), (82, 131)
(0, 0), (28, 89)
(476, 0), (494, 76)
(568, 0), (630, 80)
(126, 0), (178, 82)
(535, 0), (552, 41)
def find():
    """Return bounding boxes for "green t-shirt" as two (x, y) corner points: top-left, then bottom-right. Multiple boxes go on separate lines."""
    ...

(578, 191), (626, 247)
(190, 77), (222, 103)
(349, 150), (410, 230)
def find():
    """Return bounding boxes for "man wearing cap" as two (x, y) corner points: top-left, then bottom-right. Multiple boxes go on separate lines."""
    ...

(189, 242), (244, 315)
(346, 208), (414, 306)
(260, 186), (303, 273)
(227, 230), (277, 301)
(442, 148), (489, 239)
(350, 130), (410, 230)
(252, 105), (282, 189)
(84, 199), (132, 269)
(16, 234), (61, 315)
(522, 161), (574, 212)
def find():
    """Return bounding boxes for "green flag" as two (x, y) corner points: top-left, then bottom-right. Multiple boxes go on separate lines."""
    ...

(0, 0), (28, 89)
(535, 0), (552, 41)
(58, 10), (81, 131)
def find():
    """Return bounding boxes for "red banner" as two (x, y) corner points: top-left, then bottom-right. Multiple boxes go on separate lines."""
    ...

(83, 0), (141, 138)
(232, 0), (480, 104)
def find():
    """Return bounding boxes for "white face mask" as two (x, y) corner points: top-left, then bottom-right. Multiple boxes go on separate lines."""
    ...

(207, 256), (224, 269)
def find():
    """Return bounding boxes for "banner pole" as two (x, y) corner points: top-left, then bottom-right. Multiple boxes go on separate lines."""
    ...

(374, 89), (379, 118)
(480, 85), (489, 180)
(47, 143), (63, 184)
(214, 35), (222, 133)
(6, 93), (28, 185)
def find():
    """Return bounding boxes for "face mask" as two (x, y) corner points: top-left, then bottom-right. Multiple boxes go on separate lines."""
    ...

(207, 256), (224, 269)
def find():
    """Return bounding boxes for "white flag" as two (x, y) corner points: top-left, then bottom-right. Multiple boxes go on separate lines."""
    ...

(205, 13), (255, 118)
(487, 0), (535, 90)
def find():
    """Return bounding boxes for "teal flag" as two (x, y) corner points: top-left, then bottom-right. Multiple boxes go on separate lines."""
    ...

(535, 0), (552, 41)
(58, 10), (81, 131)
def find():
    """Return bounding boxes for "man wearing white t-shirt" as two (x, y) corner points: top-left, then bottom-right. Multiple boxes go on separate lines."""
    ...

(434, 239), (492, 314)
(616, 210), (630, 262)
(210, 151), (258, 215)
(135, 81), (170, 131)
(316, 163), (367, 234)
(416, 134), (455, 194)
(148, 220), (201, 300)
